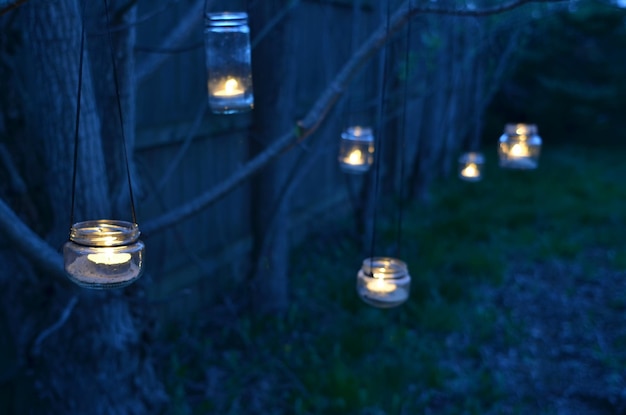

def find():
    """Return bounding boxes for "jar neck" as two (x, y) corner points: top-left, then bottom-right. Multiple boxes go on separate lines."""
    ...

(505, 123), (537, 136)
(342, 126), (374, 142)
(458, 152), (484, 163)
(205, 12), (248, 27)
(69, 220), (140, 247)
(361, 257), (408, 280)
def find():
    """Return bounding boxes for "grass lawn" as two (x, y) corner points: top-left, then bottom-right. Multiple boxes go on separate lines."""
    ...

(159, 145), (626, 414)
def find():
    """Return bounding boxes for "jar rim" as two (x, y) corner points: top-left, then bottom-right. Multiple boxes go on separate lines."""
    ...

(505, 123), (537, 135)
(69, 220), (140, 247)
(458, 151), (484, 163)
(361, 257), (408, 279)
(206, 11), (248, 25)
(342, 126), (374, 141)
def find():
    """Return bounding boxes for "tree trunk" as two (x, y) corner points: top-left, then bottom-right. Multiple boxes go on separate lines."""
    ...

(440, 20), (460, 178)
(248, 0), (297, 314)
(22, 0), (110, 244)
(411, 39), (448, 202)
(3, 1), (167, 413)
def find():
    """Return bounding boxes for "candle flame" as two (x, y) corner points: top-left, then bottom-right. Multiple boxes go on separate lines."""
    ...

(100, 236), (117, 246)
(347, 149), (362, 165)
(461, 163), (479, 178)
(366, 276), (397, 294)
(510, 143), (529, 157)
(213, 78), (244, 97)
(224, 78), (238, 93)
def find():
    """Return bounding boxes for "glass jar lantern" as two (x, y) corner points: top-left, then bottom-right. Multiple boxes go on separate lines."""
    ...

(338, 126), (375, 173)
(205, 12), (254, 114)
(458, 152), (484, 182)
(63, 220), (145, 289)
(356, 257), (410, 308)
(498, 123), (542, 169)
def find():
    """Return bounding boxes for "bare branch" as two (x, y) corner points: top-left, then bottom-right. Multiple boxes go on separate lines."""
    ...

(0, 197), (66, 282)
(251, 0), (301, 49)
(145, 99), (207, 203)
(32, 296), (79, 356)
(143, 129), (295, 234)
(135, 0), (204, 83)
(0, 0), (27, 16)
(134, 0), (300, 75)
(0, 143), (27, 194)
(142, 0), (566, 235)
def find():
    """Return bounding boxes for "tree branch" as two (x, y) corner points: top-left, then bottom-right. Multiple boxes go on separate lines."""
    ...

(135, 0), (204, 83)
(0, 197), (66, 282)
(142, 0), (565, 235)
(0, 0), (27, 16)
(31, 295), (79, 356)
(251, 0), (301, 49)
(134, 0), (300, 77)
(0, 143), (27, 194)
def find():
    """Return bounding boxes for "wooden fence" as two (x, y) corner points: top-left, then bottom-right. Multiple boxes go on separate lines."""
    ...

(133, 0), (380, 318)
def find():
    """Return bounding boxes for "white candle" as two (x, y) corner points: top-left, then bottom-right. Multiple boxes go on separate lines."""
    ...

(87, 251), (131, 265)
(461, 162), (479, 178)
(365, 276), (397, 294)
(344, 149), (364, 165)
(87, 250), (132, 275)
(213, 78), (244, 97)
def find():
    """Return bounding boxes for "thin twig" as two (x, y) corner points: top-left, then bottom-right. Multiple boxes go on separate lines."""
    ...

(32, 296), (79, 356)
(250, 0), (301, 49)
(0, 143), (27, 194)
(142, 99), (207, 204)
(134, 0), (301, 64)
(0, 0), (27, 16)
(143, 0), (564, 235)
(135, 0), (205, 83)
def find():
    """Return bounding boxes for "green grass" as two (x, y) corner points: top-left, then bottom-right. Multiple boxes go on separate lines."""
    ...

(159, 145), (626, 414)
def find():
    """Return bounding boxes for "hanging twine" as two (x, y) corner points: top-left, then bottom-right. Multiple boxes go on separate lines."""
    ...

(369, 0), (393, 263)
(69, 0), (87, 230)
(70, 0), (138, 228)
(104, 0), (137, 224)
(395, 2), (412, 258)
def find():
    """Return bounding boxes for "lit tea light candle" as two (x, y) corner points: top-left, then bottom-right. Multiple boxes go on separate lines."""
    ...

(357, 257), (410, 308)
(510, 143), (529, 158)
(499, 123), (541, 170)
(344, 148), (364, 165)
(365, 276), (397, 295)
(87, 250), (132, 274)
(213, 77), (244, 97)
(460, 162), (479, 178)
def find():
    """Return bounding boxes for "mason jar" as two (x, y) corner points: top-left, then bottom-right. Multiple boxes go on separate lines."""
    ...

(356, 257), (410, 308)
(63, 220), (144, 289)
(338, 126), (375, 173)
(458, 152), (484, 182)
(205, 12), (254, 114)
(498, 123), (542, 169)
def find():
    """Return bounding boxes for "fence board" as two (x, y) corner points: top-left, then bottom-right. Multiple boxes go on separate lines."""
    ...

(134, 0), (378, 318)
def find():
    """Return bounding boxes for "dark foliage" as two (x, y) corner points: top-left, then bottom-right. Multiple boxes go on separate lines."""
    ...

(489, 1), (626, 145)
